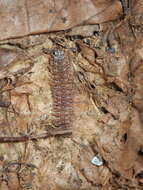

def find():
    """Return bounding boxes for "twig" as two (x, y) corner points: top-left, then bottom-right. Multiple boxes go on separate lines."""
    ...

(0, 128), (72, 143)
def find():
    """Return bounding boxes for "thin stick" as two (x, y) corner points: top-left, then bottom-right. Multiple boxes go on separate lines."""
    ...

(0, 128), (72, 143)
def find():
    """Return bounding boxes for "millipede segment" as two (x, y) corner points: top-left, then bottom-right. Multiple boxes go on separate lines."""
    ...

(50, 49), (74, 130)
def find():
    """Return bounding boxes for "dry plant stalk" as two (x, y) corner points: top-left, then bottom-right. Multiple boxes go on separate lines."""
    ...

(50, 48), (74, 131)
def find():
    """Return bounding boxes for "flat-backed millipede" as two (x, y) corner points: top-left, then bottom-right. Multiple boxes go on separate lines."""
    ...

(50, 48), (74, 130)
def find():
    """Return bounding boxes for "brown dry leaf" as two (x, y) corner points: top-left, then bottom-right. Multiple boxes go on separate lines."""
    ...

(101, 51), (129, 93)
(76, 40), (104, 77)
(6, 172), (21, 190)
(132, 61), (143, 112)
(0, 48), (19, 67)
(115, 109), (143, 179)
(67, 25), (100, 37)
(0, 182), (9, 190)
(0, 0), (122, 40)
(77, 40), (96, 64)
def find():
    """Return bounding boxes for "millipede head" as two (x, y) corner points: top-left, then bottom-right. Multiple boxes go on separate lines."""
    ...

(53, 49), (65, 63)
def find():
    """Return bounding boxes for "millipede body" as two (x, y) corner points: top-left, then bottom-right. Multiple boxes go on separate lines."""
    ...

(50, 49), (74, 130)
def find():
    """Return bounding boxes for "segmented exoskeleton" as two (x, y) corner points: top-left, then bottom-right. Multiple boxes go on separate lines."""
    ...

(50, 48), (74, 130)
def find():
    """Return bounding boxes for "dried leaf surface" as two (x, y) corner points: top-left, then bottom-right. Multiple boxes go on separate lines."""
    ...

(0, 0), (122, 40)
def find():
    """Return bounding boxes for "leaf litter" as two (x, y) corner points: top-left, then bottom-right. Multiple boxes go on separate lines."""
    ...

(0, 0), (143, 189)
